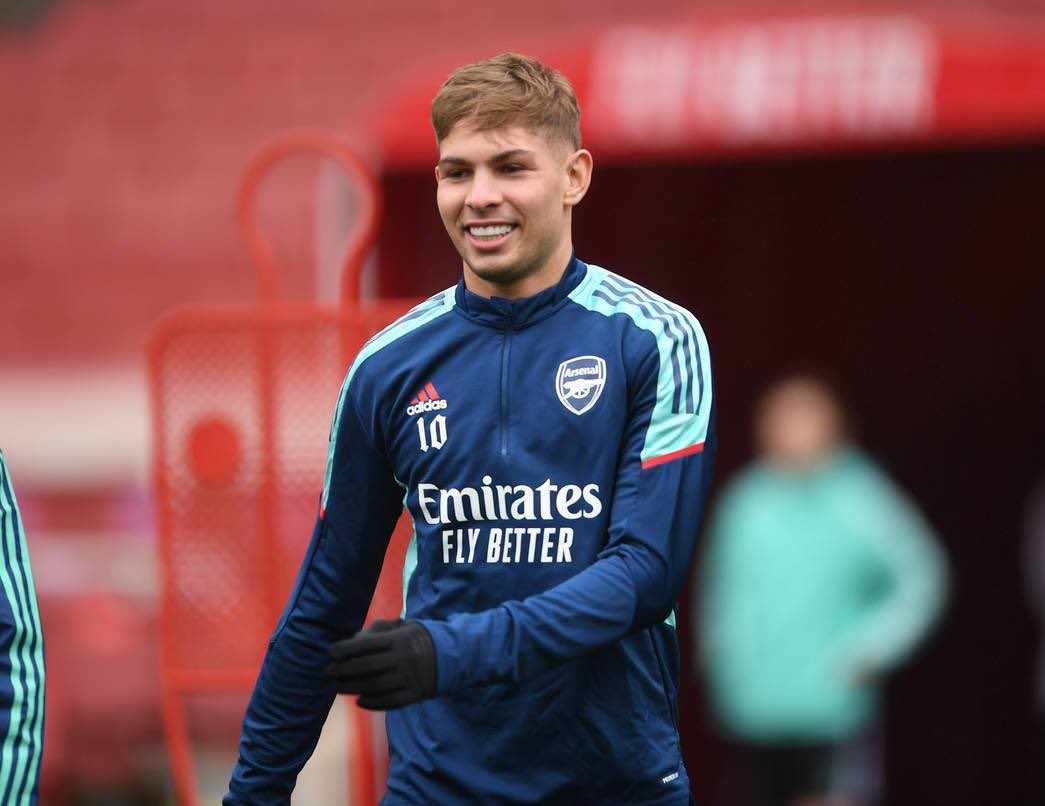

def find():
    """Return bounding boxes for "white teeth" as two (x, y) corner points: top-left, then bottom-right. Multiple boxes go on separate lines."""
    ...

(469, 225), (513, 238)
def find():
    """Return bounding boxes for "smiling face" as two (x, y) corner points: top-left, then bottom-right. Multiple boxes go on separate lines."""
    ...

(435, 122), (592, 299)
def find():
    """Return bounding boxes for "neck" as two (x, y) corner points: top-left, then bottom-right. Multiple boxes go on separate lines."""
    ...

(463, 238), (574, 300)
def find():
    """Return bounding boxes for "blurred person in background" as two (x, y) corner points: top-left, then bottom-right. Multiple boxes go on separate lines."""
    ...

(697, 375), (946, 806)
(0, 452), (45, 805)
(1023, 476), (1045, 802)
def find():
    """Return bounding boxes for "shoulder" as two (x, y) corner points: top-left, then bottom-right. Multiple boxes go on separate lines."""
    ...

(825, 449), (922, 525)
(568, 263), (710, 386)
(327, 288), (455, 440)
(571, 264), (713, 461)
(344, 287), (457, 391)
(568, 264), (707, 346)
(835, 448), (897, 494)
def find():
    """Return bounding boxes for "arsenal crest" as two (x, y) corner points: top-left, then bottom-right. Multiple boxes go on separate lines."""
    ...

(555, 355), (607, 415)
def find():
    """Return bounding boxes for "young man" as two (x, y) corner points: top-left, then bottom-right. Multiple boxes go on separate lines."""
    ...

(226, 53), (715, 804)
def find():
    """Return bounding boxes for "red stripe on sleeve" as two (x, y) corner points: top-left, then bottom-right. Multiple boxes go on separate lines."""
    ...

(641, 442), (705, 470)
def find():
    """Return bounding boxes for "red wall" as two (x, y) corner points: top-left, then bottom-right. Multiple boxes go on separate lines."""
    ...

(0, 0), (709, 364)
(3, 0), (1041, 363)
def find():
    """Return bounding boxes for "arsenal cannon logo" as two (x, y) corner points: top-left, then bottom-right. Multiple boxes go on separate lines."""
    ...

(555, 355), (607, 416)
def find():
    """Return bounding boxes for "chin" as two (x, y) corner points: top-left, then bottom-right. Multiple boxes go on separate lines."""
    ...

(467, 256), (533, 286)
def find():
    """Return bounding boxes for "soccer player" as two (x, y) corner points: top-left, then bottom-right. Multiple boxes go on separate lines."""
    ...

(0, 452), (45, 805)
(225, 52), (715, 804)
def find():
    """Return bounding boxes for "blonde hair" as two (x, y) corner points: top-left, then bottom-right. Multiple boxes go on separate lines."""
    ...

(431, 52), (581, 150)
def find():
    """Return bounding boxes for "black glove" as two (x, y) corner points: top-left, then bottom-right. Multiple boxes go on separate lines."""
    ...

(325, 619), (437, 710)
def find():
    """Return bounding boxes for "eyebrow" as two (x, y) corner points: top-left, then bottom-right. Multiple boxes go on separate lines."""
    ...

(437, 149), (536, 170)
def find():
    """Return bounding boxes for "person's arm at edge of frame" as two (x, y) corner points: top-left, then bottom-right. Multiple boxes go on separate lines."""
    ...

(223, 374), (404, 805)
(421, 330), (716, 694)
(0, 452), (46, 804)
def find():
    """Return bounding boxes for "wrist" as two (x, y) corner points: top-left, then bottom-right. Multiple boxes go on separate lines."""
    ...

(415, 618), (458, 696)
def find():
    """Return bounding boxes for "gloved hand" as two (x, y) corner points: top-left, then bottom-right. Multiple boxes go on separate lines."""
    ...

(325, 619), (437, 710)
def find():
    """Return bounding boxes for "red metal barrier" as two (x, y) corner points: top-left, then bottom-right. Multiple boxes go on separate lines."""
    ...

(149, 130), (420, 805)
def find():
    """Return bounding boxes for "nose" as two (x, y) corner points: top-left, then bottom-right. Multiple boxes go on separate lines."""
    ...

(465, 169), (502, 210)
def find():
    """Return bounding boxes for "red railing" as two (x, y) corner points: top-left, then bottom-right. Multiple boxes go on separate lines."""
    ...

(149, 130), (420, 805)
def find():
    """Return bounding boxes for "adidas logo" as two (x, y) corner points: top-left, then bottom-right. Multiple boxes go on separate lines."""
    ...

(406, 382), (449, 416)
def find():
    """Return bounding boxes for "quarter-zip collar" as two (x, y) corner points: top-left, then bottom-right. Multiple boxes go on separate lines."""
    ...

(454, 254), (587, 330)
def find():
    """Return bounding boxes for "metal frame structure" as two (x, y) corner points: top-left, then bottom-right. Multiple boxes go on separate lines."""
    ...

(149, 130), (419, 805)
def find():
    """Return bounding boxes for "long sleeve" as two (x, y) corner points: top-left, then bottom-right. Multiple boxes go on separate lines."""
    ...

(0, 453), (45, 806)
(421, 332), (715, 693)
(224, 376), (404, 804)
(836, 465), (949, 675)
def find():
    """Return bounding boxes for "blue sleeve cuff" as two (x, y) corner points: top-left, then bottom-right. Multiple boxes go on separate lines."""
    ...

(416, 617), (462, 696)
(418, 608), (517, 696)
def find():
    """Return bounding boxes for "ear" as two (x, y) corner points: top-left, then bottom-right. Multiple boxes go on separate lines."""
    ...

(433, 164), (441, 184)
(563, 148), (593, 208)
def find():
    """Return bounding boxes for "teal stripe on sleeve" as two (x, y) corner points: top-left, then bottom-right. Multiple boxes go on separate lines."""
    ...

(321, 288), (456, 512)
(0, 453), (44, 805)
(400, 529), (418, 619)
(9, 455), (45, 806)
(569, 266), (712, 464)
(394, 476), (418, 620)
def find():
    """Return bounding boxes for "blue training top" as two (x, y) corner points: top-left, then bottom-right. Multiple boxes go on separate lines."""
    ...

(225, 256), (716, 805)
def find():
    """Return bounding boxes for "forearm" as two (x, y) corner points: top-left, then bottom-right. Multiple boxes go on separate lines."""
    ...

(226, 634), (338, 804)
(226, 410), (402, 801)
(422, 550), (640, 692)
(842, 495), (949, 672)
(423, 448), (714, 694)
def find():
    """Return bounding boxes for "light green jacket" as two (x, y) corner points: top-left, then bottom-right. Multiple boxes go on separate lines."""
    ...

(698, 447), (947, 741)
